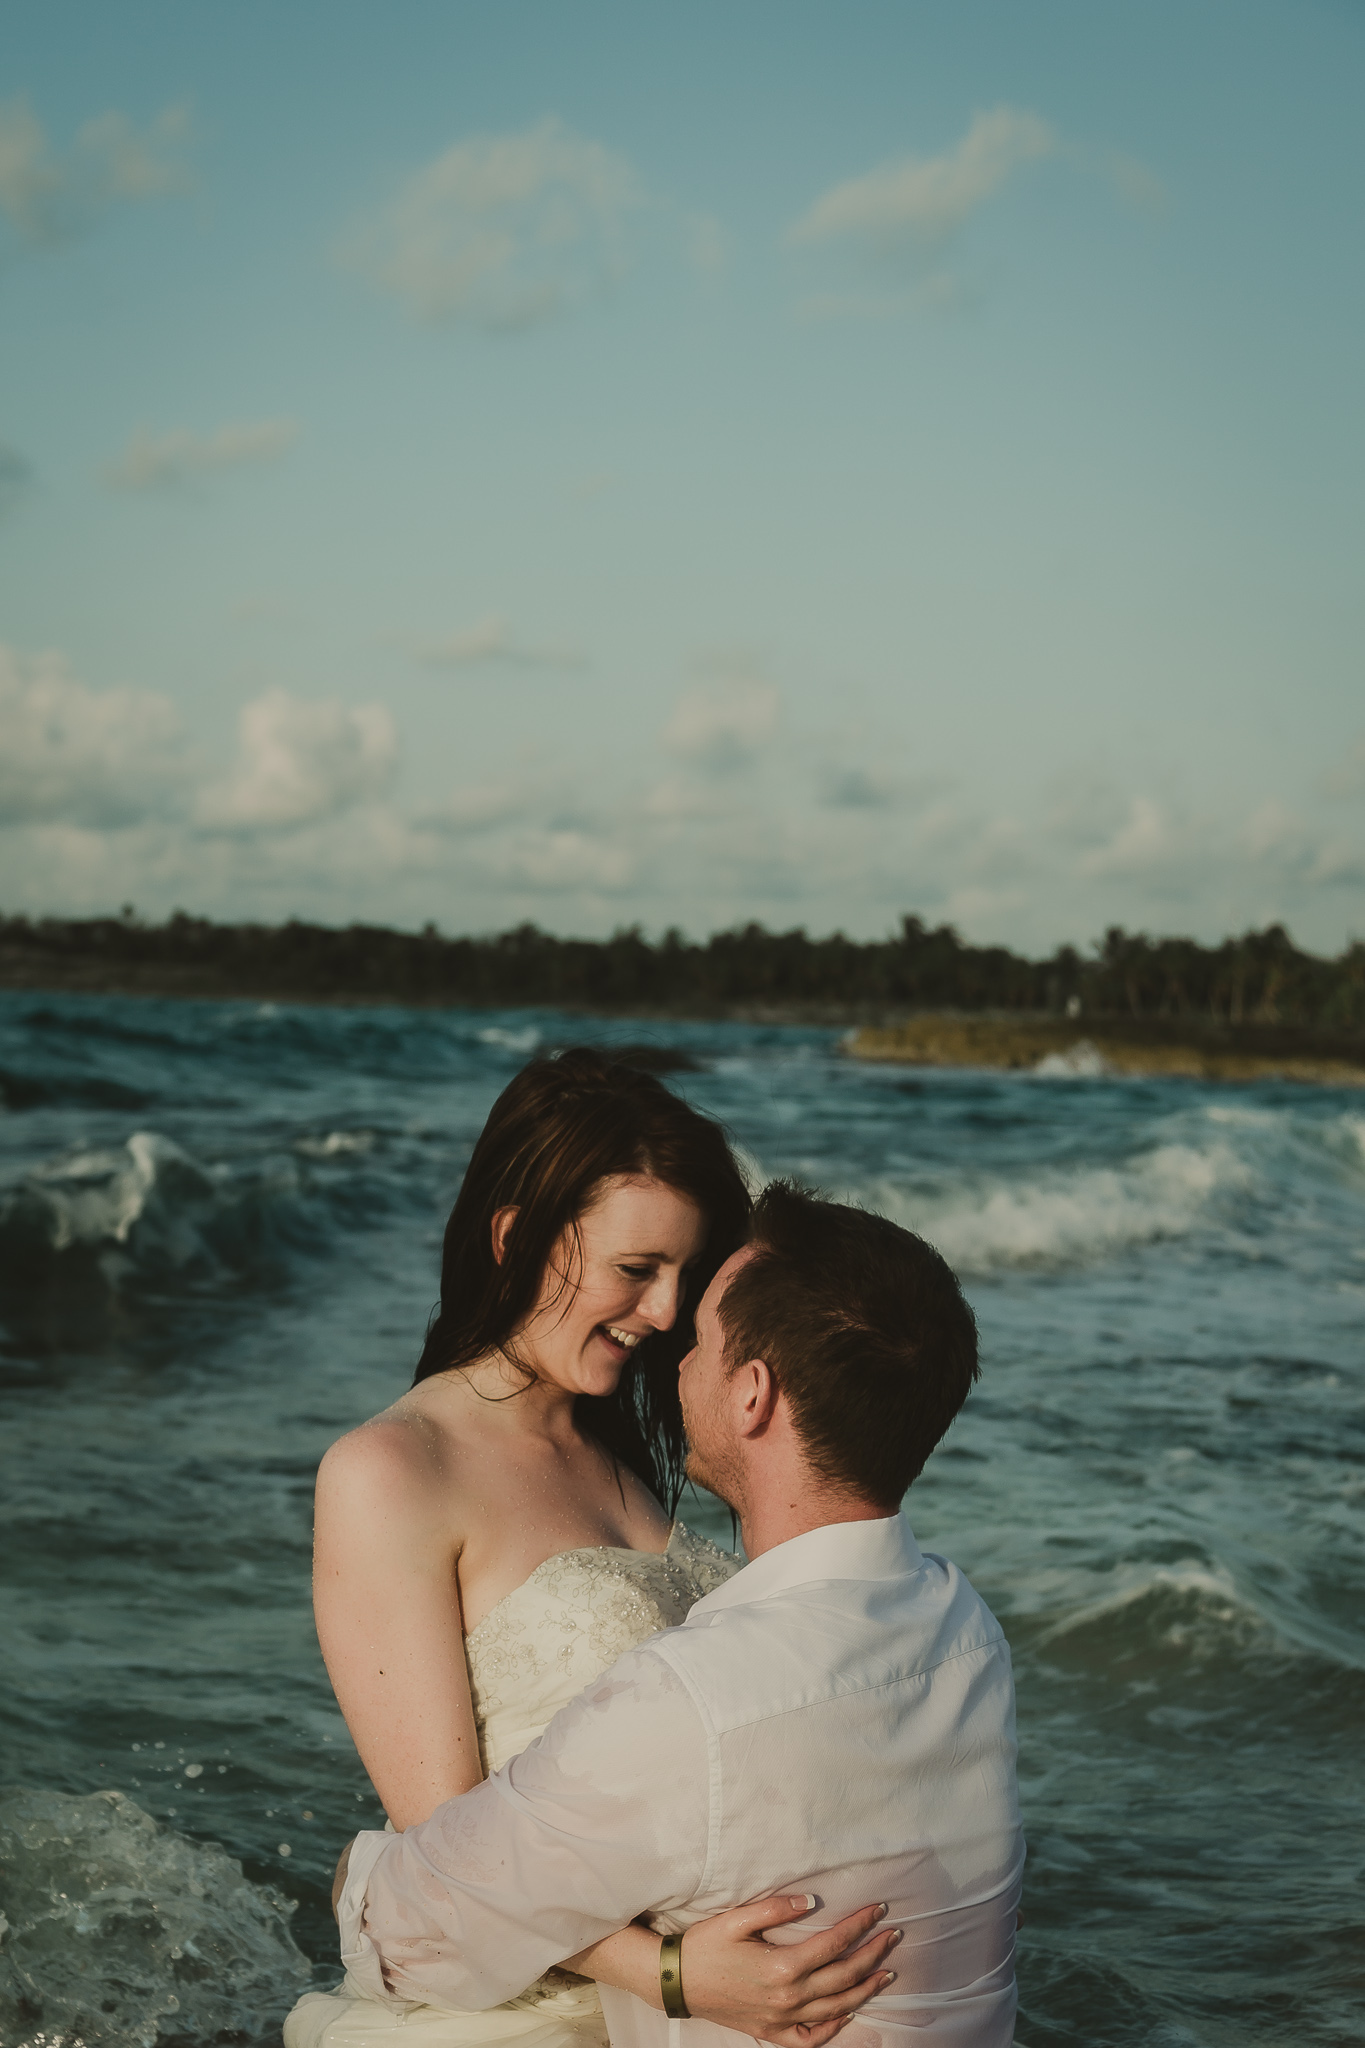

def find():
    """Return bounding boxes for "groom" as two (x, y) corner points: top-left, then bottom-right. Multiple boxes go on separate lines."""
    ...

(337, 1182), (1023, 2047)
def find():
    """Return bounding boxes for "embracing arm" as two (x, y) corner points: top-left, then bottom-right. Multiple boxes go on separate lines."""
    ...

(313, 1423), (482, 1828)
(340, 1648), (898, 2042)
(340, 1647), (708, 2007)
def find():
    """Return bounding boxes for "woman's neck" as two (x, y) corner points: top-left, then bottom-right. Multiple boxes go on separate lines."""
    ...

(432, 1350), (582, 1443)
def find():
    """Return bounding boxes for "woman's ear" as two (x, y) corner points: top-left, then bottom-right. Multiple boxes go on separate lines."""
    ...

(490, 1206), (519, 1265)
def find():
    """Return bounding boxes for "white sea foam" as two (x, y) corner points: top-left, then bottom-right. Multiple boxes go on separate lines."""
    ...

(1034, 1039), (1110, 1079)
(0, 1131), (306, 1282)
(295, 1129), (376, 1158)
(864, 1140), (1252, 1273)
(1030, 1560), (1248, 1647)
(12, 1133), (221, 1264)
(1337, 1115), (1365, 1169)
(1020, 1558), (1365, 1670)
(0, 1788), (310, 2048)
(477, 1024), (540, 1053)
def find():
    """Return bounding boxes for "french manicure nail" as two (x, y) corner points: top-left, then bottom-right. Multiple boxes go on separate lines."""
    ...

(887, 1930), (902, 1947)
(873, 1903), (887, 1920)
(881, 1972), (897, 1987)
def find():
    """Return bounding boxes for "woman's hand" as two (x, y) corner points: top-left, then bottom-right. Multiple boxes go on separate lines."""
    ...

(674, 1895), (898, 2047)
(565, 1898), (897, 2048)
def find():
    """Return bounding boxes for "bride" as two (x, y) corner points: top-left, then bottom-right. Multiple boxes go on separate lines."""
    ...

(286, 1050), (896, 2048)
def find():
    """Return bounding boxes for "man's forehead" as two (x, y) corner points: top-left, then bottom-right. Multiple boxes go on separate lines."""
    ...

(702, 1243), (759, 1319)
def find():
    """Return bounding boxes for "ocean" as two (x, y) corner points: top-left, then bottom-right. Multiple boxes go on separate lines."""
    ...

(1, 991), (1361, 2048)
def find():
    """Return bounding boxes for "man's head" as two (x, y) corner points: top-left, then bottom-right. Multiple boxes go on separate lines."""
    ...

(678, 1181), (978, 1534)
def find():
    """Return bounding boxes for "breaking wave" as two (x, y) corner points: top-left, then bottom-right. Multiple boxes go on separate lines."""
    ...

(865, 1139), (1253, 1273)
(0, 1132), (342, 1297)
(1016, 1559), (1365, 1680)
(0, 1788), (311, 2048)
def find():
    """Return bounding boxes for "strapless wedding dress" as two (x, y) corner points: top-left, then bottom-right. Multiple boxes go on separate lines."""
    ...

(284, 1522), (739, 2048)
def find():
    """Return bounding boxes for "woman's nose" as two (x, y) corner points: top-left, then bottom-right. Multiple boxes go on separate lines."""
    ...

(640, 1270), (681, 1330)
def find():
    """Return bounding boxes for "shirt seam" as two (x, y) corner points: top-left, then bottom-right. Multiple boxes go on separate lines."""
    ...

(653, 1630), (1009, 1741)
(632, 1645), (725, 1899)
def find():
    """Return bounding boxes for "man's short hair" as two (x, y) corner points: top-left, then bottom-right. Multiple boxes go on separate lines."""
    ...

(717, 1181), (979, 1506)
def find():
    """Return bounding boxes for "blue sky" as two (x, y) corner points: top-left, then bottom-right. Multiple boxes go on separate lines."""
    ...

(2, 0), (1362, 952)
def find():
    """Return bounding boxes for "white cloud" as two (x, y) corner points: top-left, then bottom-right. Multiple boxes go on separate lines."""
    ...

(1078, 795), (1172, 878)
(1242, 799), (1310, 866)
(643, 775), (728, 822)
(484, 828), (636, 893)
(419, 781), (528, 835)
(410, 615), (586, 671)
(196, 690), (397, 834)
(663, 674), (780, 771)
(1309, 841), (1365, 886)
(343, 117), (640, 328)
(789, 107), (1057, 259)
(105, 419), (300, 490)
(0, 98), (191, 247)
(0, 645), (187, 828)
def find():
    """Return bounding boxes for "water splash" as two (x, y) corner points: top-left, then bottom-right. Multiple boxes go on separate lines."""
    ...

(0, 1788), (312, 2048)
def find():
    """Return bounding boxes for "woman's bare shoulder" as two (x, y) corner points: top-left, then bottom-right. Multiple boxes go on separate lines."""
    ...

(316, 1394), (461, 1521)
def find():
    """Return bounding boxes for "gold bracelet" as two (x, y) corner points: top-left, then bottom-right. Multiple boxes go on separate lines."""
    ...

(659, 1931), (690, 2020)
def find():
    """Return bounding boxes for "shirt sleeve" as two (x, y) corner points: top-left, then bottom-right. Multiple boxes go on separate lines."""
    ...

(339, 1644), (711, 2010)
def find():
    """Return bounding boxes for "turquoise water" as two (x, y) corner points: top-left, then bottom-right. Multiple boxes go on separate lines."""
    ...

(1, 993), (1362, 2048)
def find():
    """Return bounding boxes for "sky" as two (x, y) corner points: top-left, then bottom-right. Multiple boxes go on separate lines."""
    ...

(2, 0), (1363, 955)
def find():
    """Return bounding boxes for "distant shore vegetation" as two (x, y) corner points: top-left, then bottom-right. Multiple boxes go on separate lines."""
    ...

(2, 909), (1363, 1038)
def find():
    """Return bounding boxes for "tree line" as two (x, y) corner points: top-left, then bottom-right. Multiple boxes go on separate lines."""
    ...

(2, 909), (1362, 1033)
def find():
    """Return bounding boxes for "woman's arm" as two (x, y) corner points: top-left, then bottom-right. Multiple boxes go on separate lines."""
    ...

(313, 1422), (482, 1829)
(565, 1900), (898, 2048)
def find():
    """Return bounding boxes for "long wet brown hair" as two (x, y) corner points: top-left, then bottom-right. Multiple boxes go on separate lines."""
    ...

(413, 1048), (752, 1510)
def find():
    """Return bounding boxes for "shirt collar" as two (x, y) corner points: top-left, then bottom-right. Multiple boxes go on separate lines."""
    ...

(688, 1512), (925, 1620)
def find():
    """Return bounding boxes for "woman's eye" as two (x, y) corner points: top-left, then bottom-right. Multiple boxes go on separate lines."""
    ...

(620, 1265), (655, 1281)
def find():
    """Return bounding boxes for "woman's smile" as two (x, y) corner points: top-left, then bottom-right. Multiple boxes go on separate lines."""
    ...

(596, 1323), (644, 1362)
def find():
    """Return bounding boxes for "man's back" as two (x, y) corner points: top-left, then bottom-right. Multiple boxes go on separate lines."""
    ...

(605, 1514), (1022, 2048)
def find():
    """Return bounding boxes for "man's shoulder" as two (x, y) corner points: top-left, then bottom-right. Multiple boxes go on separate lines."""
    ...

(648, 1550), (1011, 1733)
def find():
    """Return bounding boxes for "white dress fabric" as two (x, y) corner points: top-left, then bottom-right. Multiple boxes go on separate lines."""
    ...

(284, 1523), (740, 2048)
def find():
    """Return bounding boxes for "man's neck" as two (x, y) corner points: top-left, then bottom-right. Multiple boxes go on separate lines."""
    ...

(738, 1483), (895, 1562)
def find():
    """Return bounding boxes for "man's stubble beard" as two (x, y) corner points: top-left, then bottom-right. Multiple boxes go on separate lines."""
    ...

(683, 1434), (745, 1519)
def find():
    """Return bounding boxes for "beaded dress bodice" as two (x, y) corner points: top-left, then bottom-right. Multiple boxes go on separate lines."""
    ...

(465, 1521), (739, 1775)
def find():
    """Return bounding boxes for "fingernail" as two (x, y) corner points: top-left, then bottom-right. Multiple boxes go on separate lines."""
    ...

(873, 1904), (887, 1920)
(887, 1930), (902, 1947)
(881, 1972), (897, 1987)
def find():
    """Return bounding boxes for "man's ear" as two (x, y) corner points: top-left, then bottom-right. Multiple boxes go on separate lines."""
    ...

(490, 1206), (519, 1265)
(733, 1357), (779, 1437)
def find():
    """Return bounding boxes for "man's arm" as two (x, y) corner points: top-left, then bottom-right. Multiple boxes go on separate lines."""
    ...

(339, 1648), (709, 2010)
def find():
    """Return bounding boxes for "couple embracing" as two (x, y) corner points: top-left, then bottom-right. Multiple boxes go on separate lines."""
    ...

(286, 1050), (1022, 2048)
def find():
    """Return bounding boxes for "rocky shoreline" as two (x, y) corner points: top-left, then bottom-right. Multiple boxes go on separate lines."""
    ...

(845, 1015), (1365, 1086)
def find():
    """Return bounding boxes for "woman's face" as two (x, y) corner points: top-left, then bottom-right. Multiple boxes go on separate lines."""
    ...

(510, 1175), (708, 1398)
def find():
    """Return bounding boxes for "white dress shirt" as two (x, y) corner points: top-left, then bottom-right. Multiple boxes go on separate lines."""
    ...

(338, 1514), (1023, 2048)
